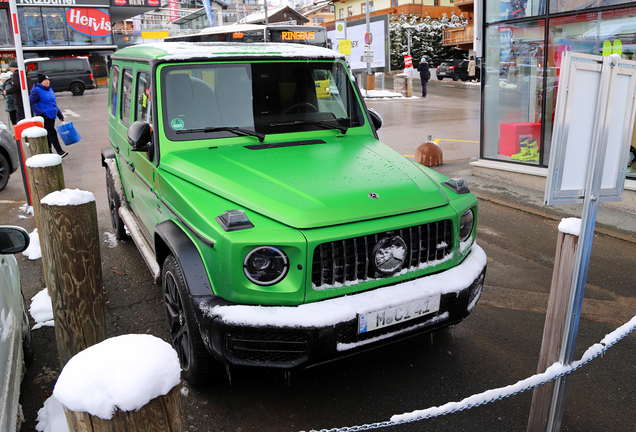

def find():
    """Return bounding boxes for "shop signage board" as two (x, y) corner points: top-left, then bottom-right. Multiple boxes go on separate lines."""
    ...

(542, 51), (636, 431)
(16, 0), (110, 6)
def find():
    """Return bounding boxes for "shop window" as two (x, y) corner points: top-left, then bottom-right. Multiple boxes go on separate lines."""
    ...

(486, 0), (545, 23)
(18, 8), (45, 46)
(42, 8), (68, 46)
(544, 8), (636, 178)
(550, 0), (634, 14)
(0, 9), (11, 46)
(121, 69), (133, 127)
(482, 20), (545, 165)
(135, 71), (152, 124)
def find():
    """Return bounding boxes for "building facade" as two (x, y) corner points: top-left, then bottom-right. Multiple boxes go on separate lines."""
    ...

(480, 0), (636, 181)
(333, 0), (457, 22)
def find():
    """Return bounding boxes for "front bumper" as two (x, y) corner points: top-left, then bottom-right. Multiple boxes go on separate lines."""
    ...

(196, 244), (487, 369)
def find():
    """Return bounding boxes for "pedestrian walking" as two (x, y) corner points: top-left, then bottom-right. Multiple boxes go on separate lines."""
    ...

(417, 57), (431, 98)
(1, 72), (17, 125)
(468, 56), (477, 82)
(30, 74), (67, 158)
(3, 60), (34, 123)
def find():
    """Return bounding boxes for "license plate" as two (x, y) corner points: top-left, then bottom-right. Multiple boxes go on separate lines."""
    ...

(358, 295), (441, 334)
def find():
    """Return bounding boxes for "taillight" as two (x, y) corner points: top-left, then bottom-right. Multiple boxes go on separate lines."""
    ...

(449, 66), (455, 70)
(89, 73), (94, 81)
(437, 66), (440, 69)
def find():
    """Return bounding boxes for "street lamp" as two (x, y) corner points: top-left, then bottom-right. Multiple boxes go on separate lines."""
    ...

(403, 24), (414, 57)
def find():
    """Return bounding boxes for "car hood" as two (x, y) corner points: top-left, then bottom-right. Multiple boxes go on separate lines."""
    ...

(160, 137), (449, 229)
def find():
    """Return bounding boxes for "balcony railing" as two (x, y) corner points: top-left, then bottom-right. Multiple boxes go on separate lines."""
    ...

(442, 25), (473, 46)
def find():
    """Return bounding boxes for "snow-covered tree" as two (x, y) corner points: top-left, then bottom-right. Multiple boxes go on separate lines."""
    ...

(389, 13), (466, 71)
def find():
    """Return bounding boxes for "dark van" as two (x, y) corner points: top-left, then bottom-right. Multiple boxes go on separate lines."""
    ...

(26, 57), (96, 95)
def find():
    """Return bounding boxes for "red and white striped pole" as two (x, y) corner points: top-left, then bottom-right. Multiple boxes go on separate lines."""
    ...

(8, 0), (32, 120)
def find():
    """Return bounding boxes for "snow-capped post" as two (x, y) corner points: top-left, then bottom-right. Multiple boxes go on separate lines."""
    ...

(527, 220), (579, 431)
(54, 334), (185, 431)
(25, 152), (65, 294)
(39, 188), (106, 368)
(21, 121), (49, 159)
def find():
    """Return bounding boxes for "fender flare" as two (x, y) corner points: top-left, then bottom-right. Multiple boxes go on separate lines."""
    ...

(154, 219), (214, 298)
(101, 146), (115, 167)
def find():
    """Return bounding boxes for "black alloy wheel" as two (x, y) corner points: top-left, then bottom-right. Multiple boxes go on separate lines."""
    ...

(105, 165), (128, 240)
(162, 254), (213, 386)
(0, 153), (9, 191)
(70, 82), (85, 96)
(21, 293), (34, 365)
(452, 72), (460, 81)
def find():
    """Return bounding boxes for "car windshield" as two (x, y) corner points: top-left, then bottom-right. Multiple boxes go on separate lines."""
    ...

(161, 61), (364, 141)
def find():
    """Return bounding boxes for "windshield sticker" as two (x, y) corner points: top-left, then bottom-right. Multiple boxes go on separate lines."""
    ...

(171, 118), (184, 130)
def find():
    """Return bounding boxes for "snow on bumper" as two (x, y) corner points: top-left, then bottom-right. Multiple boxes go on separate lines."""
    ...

(200, 244), (487, 368)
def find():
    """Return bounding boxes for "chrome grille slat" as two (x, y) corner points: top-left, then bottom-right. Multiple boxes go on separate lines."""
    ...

(311, 220), (454, 289)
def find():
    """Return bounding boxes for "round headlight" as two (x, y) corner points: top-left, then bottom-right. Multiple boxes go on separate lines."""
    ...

(243, 246), (289, 286)
(459, 209), (474, 242)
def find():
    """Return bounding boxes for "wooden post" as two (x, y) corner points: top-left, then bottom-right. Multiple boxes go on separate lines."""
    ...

(39, 189), (106, 368)
(63, 386), (185, 432)
(527, 231), (579, 431)
(22, 127), (50, 159)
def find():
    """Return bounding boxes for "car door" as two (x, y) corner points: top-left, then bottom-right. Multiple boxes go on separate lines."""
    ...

(127, 68), (162, 237)
(0, 252), (18, 432)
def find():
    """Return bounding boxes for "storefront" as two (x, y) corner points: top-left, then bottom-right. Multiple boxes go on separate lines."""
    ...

(480, 0), (636, 180)
(0, 0), (118, 81)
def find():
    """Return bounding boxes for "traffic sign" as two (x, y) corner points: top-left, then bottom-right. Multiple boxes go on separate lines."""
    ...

(404, 55), (413, 69)
(361, 54), (374, 63)
(364, 32), (372, 45)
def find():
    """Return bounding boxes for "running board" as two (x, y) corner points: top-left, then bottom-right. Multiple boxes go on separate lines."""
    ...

(105, 157), (161, 284)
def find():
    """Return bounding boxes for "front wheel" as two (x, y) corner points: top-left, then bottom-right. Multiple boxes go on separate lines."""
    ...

(0, 153), (9, 192)
(70, 82), (85, 96)
(163, 255), (213, 386)
(452, 73), (460, 81)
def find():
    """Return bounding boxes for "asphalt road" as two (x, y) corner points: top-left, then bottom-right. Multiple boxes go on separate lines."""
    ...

(2, 82), (636, 431)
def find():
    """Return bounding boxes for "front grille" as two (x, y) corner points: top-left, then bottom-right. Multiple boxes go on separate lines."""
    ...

(225, 329), (310, 366)
(311, 220), (453, 289)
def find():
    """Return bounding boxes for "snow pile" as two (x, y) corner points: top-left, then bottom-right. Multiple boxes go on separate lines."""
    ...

(41, 189), (95, 207)
(558, 217), (581, 236)
(22, 228), (41, 260)
(103, 232), (119, 248)
(499, 79), (518, 89)
(26, 154), (62, 168)
(22, 126), (48, 139)
(30, 288), (54, 330)
(361, 89), (409, 99)
(53, 334), (181, 420)
(19, 204), (33, 219)
(35, 397), (69, 432)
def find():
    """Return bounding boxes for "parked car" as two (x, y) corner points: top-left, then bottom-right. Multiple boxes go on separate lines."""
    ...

(0, 226), (32, 432)
(104, 42), (487, 386)
(0, 120), (19, 192)
(436, 59), (479, 81)
(26, 57), (96, 96)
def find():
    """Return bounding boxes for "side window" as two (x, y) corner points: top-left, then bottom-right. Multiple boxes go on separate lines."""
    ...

(135, 71), (152, 123)
(40, 60), (65, 73)
(110, 65), (120, 117)
(65, 59), (84, 72)
(121, 69), (133, 127)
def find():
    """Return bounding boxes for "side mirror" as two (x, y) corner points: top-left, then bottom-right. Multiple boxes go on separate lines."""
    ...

(368, 108), (383, 130)
(0, 226), (30, 254)
(127, 121), (152, 152)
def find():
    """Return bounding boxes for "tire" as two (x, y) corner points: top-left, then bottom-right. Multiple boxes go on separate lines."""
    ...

(437, 76), (444, 81)
(0, 153), (9, 192)
(21, 293), (34, 366)
(70, 82), (85, 96)
(452, 73), (460, 81)
(105, 164), (128, 240)
(163, 254), (213, 386)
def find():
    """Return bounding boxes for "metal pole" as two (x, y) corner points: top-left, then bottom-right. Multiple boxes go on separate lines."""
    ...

(8, 0), (32, 120)
(546, 55), (615, 432)
(365, 0), (370, 76)
(264, 0), (268, 26)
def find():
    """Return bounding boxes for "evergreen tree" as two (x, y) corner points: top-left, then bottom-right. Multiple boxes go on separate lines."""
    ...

(389, 13), (466, 71)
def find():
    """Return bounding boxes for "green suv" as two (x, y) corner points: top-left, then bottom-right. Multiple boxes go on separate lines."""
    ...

(103, 42), (487, 385)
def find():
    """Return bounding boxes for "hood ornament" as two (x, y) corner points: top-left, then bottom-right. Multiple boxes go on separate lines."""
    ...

(368, 192), (379, 200)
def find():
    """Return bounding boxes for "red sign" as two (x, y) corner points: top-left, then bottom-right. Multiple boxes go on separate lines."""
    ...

(404, 55), (413, 69)
(65, 8), (112, 38)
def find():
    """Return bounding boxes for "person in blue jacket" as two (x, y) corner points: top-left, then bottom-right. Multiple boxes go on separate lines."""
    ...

(30, 74), (67, 158)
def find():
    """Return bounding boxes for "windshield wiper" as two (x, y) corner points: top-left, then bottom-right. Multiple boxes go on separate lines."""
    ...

(270, 120), (348, 134)
(177, 126), (265, 142)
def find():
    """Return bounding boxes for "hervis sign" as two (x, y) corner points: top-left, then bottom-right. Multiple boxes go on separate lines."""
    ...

(65, 8), (112, 37)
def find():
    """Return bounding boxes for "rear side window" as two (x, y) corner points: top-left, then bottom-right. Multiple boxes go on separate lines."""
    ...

(121, 69), (133, 127)
(39, 60), (65, 73)
(65, 59), (86, 72)
(110, 65), (120, 116)
(135, 71), (152, 123)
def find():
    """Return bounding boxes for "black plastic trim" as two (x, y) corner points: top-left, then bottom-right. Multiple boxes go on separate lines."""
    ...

(244, 139), (326, 150)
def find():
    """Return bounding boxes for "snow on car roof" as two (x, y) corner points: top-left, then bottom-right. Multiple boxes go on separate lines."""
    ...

(114, 42), (344, 62)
